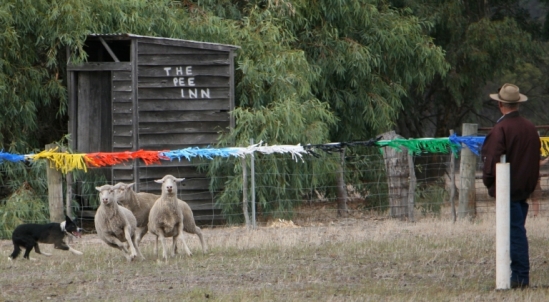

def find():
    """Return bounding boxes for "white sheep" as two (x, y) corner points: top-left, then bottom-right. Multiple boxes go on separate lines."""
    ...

(94, 184), (144, 261)
(147, 175), (192, 260)
(114, 182), (208, 253)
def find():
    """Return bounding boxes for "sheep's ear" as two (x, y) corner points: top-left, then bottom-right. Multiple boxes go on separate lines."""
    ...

(128, 183), (135, 189)
(176, 178), (185, 183)
(154, 179), (163, 184)
(95, 186), (101, 191)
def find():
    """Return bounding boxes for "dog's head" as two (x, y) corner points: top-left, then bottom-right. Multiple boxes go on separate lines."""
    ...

(60, 215), (82, 238)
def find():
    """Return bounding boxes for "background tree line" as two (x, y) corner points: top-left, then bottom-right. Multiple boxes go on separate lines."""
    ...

(0, 0), (548, 222)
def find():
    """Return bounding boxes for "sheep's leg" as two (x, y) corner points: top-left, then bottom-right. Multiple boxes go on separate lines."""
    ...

(131, 233), (145, 260)
(123, 225), (138, 260)
(194, 226), (208, 254)
(123, 252), (133, 261)
(135, 226), (147, 247)
(159, 233), (168, 260)
(155, 236), (159, 257)
(134, 240), (145, 260)
(106, 237), (131, 254)
(172, 237), (177, 256)
(176, 229), (192, 257)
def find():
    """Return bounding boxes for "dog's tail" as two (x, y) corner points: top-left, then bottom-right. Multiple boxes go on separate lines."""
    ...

(9, 239), (22, 260)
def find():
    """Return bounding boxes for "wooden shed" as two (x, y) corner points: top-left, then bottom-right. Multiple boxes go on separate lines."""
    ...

(66, 33), (239, 224)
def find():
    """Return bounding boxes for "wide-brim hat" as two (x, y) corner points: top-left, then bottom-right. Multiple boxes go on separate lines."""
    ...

(489, 83), (528, 103)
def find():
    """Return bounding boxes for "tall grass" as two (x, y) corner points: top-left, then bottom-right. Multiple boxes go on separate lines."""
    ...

(1, 210), (549, 301)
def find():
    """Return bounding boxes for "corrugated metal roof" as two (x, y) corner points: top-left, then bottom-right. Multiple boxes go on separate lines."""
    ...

(88, 33), (240, 49)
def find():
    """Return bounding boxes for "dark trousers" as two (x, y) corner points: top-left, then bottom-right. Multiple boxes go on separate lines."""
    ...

(510, 200), (529, 285)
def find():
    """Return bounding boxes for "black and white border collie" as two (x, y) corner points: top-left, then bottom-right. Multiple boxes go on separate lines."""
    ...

(9, 215), (83, 260)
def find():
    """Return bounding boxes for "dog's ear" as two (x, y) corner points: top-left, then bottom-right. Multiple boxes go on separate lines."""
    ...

(65, 215), (72, 222)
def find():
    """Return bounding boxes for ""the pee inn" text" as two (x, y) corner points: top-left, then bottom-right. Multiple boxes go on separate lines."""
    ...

(163, 66), (210, 99)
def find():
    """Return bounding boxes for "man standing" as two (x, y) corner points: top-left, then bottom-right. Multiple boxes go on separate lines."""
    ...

(481, 83), (540, 289)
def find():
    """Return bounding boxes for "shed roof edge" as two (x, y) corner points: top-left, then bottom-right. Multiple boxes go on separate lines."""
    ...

(88, 33), (241, 50)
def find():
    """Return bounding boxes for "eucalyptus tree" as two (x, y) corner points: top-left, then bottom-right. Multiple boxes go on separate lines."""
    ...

(0, 0), (335, 221)
(287, 1), (449, 142)
(388, 0), (545, 138)
(0, 0), (450, 222)
(201, 0), (449, 218)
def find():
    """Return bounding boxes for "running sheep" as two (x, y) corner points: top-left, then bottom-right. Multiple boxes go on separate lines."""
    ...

(114, 182), (208, 253)
(147, 175), (192, 260)
(94, 184), (144, 261)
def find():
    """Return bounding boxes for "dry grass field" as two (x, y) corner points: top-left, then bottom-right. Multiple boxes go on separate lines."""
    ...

(1, 204), (549, 301)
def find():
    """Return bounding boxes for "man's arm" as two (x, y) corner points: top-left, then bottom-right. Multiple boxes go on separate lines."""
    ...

(481, 128), (506, 189)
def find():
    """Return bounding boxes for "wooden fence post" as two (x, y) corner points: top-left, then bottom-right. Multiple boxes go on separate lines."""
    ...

(458, 123), (478, 219)
(46, 144), (64, 222)
(407, 150), (416, 222)
(381, 130), (415, 219)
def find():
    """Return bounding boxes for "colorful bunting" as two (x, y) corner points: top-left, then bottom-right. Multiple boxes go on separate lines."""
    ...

(0, 150), (26, 163)
(541, 137), (549, 157)
(131, 150), (168, 165)
(4, 136), (549, 173)
(161, 147), (240, 161)
(84, 151), (134, 167)
(376, 138), (454, 155)
(27, 147), (88, 173)
(448, 134), (486, 156)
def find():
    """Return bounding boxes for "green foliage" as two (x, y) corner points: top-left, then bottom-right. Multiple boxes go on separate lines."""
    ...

(343, 148), (390, 212)
(0, 0), (458, 221)
(207, 1), (448, 219)
(415, 178), (447, 216)
(0, 159), (48, 200)
(495, 60), (549, 127)
(390, 0), (545, 137)
(71, 169), (107, 210)
(211, 97), (337, 222)
(0, 175), (49, 240)
(286, 0), (449, 140)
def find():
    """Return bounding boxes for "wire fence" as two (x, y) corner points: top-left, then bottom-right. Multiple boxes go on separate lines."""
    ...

(2, 145), (545, 239)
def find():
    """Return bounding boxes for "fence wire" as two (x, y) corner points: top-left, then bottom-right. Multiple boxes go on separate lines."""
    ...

(0, 150), (546, 238)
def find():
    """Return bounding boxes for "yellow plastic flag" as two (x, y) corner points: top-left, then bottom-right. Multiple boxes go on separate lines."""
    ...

(541, 137), (549, 157)
(27, 147), (88, 173)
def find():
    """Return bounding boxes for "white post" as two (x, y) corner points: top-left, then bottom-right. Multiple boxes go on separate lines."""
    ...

(250, 139), (256, 229)
(241, 157), (250, 228)
(496, 154), (511, 290)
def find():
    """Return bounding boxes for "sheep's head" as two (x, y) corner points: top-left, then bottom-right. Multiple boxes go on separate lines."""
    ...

(95, 185), (116, 206)
(154, 174), (185, 197)
(113, 182), (135, 206)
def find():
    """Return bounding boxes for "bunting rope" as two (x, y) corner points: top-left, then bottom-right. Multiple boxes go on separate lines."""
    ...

(3, 136), (548, 173)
